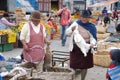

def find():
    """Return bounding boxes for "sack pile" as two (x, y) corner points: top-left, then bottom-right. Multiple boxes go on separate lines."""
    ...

(94, 42), (120, 67)
(97, 33), (110, 41)
(96, 24), (107, 34)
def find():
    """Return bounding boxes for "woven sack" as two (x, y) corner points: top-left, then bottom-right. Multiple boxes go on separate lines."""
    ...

(97, 50), (109, 55)
(43, 45), (52, 71)
(96, 24), (106, 34)
(97, 33), (110, 40)
(93, 54), (112, 67)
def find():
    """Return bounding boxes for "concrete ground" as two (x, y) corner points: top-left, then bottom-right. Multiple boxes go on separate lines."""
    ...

(1, 38), (108, 80)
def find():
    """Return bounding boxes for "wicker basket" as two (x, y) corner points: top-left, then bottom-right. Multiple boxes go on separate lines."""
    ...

(93, 54), (112, 67)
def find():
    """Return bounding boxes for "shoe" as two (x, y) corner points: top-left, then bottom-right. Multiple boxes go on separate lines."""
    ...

(62, 44), (65, 46)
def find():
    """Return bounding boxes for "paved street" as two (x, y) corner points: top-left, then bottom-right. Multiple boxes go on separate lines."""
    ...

(1, 38), (107, 80)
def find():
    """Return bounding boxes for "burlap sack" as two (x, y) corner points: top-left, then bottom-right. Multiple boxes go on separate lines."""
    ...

(96, 24), (106, 34)
(43, 45), (52, 71)
(97, 33), (110, 40)
(97, 42), (120, 50)
(97, 49), (110, 55)
(93, 54), (112, 67)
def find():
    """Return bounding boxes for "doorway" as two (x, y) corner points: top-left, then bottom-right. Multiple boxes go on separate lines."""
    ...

(0, 0), (7, 11)
(51, 1), (59, 11)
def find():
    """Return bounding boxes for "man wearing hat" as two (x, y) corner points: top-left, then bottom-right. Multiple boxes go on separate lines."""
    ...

(66, 10), (97, 80)
(20, 10), (50, 72)
(0, 12), (17, 29)
(57, 2), (71, 46)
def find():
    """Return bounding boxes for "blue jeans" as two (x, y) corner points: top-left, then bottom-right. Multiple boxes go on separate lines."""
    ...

(60, 26), (68, 46)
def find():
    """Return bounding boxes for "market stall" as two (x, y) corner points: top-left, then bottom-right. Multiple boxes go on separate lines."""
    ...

(89, 0), (119, 7)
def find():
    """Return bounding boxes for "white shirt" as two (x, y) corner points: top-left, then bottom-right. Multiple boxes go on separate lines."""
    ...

(20, 22), (46, 43)
(66, 21), (96, 52)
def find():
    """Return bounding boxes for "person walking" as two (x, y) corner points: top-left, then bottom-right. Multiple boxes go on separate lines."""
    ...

(20, 10), (50, 72)
(66, 10), (97, 80)
(57, 2), (71, 46)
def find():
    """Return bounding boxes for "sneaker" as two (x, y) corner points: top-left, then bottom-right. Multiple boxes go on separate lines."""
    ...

(62, 44), (65, 46)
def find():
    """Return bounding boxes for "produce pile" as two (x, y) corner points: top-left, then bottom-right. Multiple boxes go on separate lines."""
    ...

(11, 21), (27, 33)
(0, 30), (15, 36)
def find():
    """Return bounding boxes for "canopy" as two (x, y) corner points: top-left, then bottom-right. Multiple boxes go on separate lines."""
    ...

(89, 0), (119, 7)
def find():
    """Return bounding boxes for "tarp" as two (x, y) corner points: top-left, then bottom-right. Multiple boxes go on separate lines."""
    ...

(16, 0), (38, 12)
(89, 0), (119, 7)
(108, 66), (120, 80)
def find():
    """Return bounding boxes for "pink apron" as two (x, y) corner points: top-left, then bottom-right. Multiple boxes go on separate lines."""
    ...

(23, 23), (45, 62)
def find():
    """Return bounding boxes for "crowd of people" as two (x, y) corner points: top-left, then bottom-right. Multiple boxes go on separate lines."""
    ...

(1, 3), (120, 80)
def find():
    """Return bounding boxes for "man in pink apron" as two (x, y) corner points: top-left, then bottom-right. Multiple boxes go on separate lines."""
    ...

(20, 11), (50, 72)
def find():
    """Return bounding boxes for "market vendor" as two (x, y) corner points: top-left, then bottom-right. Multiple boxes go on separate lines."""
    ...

(20, 10), (50, 72)
(0, 12), (17, 29)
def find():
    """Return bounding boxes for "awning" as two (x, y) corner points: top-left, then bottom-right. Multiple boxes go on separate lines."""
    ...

(89, 0), (119, 7)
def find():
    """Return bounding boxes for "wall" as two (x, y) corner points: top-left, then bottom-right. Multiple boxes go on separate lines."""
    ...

(7, 0), (16, 12)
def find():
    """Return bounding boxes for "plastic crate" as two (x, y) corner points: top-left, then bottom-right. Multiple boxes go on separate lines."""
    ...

(0, 44), (3, 52)
(0, 35), (8, 44)
(8, 33), (16, 43)
(3, 43), (13, 52)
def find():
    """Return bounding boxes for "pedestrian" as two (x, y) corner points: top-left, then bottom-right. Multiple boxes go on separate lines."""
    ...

(106, 49), (120, 80)
(87, 7), (92, 16)
(102, 7), (108, 17)
(104, 10), (118, 28)
(66, 10), (97, 80)
(47, 16), (57, 40)
(0, 12), (17, 29)
(20, 10), (50, 72)
(105, 10), (117, 40)
(113, 9), (118, 21)
(57, 2), (71, 46)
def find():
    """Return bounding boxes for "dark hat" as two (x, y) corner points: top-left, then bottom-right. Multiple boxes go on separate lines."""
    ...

(3, 13), (9, 17)
(62, 2), (67, 7)
(30, 10), (41, 20)
(81, 10), (91, 18)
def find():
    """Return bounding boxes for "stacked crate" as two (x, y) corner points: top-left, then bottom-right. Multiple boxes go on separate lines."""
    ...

(0, 35), (8, 52)
(0, 30), (16, 52)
